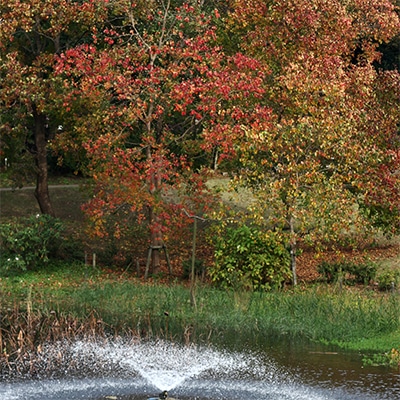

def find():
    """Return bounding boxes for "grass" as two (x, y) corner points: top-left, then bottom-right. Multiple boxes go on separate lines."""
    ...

(1, 262), (399, 353)
(0, 184), (88, 222)
(255, 288), (400, 349)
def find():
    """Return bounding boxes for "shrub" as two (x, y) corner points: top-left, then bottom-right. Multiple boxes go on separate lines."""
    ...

(318, 261), (342, 283)
(210, 225), (291, 291)
(377, 269), (400, 291)
(0, 214), (64, 273)
(347, 262), (377, 285)
(318, 260), (377, 285)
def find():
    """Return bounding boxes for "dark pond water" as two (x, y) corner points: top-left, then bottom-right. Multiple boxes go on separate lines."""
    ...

(0, 335), (398, 400)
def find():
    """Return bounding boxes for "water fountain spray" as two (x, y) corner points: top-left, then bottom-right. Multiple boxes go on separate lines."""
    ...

(1, 337), (398, 399)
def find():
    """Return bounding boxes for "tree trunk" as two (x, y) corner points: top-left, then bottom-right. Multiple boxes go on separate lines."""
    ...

(32, 105), (54, 216)
(190, 217), (198, 309)
(149, 206), (163, 274)
(289, 214), (297, 286)
(146, 141), (164, 275)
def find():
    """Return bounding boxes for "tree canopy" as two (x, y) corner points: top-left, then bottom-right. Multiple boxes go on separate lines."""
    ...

(1, 0), (399, 283)
(0, 0), (105, 214)
(224, 0), (400, 283)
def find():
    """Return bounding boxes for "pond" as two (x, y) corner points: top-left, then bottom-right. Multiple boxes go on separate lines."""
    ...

(1, 335), (398, 400)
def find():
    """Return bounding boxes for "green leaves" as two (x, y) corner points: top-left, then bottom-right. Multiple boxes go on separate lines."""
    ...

(210, 225), (291, 291)
(0, 214), (64, 273)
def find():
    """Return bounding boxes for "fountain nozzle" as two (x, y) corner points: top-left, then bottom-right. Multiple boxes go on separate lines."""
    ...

(159, 390), (168, 399)
(147, 390), (169, 400)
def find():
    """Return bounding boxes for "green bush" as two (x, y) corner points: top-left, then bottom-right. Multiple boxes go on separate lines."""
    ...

(377, 269), (400, 291)
(347, 262), (377, 285)
(317, 261), (341, 283)
(0, 214), (64, 273)
(318, 260), (377, 285)
(210, 225), (291, 291)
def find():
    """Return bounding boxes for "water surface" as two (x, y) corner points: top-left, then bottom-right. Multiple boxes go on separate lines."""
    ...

(0, 337), (398, 399)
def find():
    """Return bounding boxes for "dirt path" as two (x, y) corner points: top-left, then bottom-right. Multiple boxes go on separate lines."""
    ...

(0, 184), (80, 191)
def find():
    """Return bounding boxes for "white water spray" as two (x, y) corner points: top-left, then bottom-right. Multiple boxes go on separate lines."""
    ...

(69, 338), (268, 391)
(1, 338), (398, 400)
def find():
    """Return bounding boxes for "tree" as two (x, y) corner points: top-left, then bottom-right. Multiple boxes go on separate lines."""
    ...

(54, 1), (219, 271)
(223, 0), (400, 284)
(54, 0), (269, 272)
(0, 0), (104, 215)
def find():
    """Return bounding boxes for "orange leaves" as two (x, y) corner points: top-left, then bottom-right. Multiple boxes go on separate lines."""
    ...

(1, 0), (100, 46)
(64, 3), (232, 249)
(56, 44), (113, 81)
(231, 0), (399, 73)
(227, 0), (400, 256)
(349, 0), (400, 43)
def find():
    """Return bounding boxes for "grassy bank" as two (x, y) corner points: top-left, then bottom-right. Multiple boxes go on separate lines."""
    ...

(1, 263), (399, 356)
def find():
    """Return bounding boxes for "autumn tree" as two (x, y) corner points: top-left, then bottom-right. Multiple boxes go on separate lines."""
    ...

(223, 0), (400, 284)
(54, 0), (270, 272)
(0, 0), (104, 215)
(55, 1), (218, 272)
